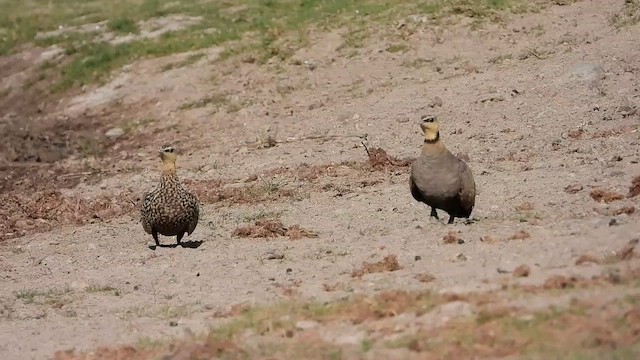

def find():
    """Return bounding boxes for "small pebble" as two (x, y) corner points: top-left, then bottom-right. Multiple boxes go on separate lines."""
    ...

(265, 250), (284, 260)
(105, 127), (125, 139)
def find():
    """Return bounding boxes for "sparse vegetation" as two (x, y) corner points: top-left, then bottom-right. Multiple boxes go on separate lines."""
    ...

(4, 0), (640, 359)
(233, 219), (317, 240)
(241, 209), (285, 222)
(0, 190), (137, 241)
(386, 43), (409, 53)
(1, 0), (564, 91)
(178, 92), (229, 111)
(351, 255), (402, 277)
(611, 0), (640, 28)
(107, 17), (139, 35)
(160, 52), (204, 72)
(590, 189), (625, 203)
(53, 270), (640, 359)
(16, 286), (72, 306)
(86, 284), (119, 295)
(401, 57), (434, 68)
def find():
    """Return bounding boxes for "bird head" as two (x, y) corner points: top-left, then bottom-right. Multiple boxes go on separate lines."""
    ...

(159, 144), (178, 170)
(419, 115), (440, 142)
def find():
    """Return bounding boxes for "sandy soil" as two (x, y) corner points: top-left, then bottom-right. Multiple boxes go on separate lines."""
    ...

(1, 0), (640, 359)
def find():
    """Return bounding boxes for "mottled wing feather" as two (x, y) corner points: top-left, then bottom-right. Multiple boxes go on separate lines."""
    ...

(141, 191), (155, 234)
(186, 192), (199, 235)
(187, 204), (199, 235)
(457, 159), (476, 215)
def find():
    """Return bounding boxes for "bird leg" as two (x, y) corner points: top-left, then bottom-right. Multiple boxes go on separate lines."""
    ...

(176, 232), (184, 246)
(152, 229), (160, 247)
(448, 216), (456, 224)
(430, 207), (439, 220)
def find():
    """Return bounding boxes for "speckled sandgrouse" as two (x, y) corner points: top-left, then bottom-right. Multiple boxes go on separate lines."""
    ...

(141, 144), (200, 247)
(410, 115), (476, 224)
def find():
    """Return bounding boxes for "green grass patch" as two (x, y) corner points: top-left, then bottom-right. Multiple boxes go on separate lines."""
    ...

(386, 43), (409, 53)
(107, 17), (139, 34)
(1, 0), (556, 91)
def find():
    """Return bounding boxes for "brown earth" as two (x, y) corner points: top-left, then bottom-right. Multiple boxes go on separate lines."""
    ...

(1, 0), (640, 359)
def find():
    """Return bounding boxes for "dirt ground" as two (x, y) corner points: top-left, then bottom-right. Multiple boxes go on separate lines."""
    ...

(1, 0), (640, 359)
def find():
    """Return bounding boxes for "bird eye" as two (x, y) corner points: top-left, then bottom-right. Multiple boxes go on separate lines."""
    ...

(422, 116), (434, 123)
(167, 148), (174, 153)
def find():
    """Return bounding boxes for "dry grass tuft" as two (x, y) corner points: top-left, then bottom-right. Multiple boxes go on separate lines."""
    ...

(415, 273), (436, 283)
(515, 202), (535, 212)
(0, 190), (136, 241)
(351, 255), (402, 277)
(614, 206), (636, 215)
(590, 189), (624, 203)
(53, 346), (154, 360)
(512, 265), (530, 278)
(629, 176), (640, 198)
(591, 125), (638, 139)
(233, 220), (317, 240)
(345, 290), (437, 324)
(543, 275), (580, 289)
(443, 231), (461, 244)
(507, 230), (531, 241)
(364, 146), (412, 170)
(184, 179), (298, 205)
(285, 224), (319, 240)
(161, 338), (245, 360)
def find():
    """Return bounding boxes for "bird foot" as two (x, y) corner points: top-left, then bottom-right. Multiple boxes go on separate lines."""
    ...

(428, 217), (447, 226)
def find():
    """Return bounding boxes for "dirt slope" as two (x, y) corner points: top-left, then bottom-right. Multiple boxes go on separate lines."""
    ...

(1, 0), (640, 359)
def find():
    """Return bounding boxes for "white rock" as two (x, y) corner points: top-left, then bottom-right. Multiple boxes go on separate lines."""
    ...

(105, 127), (125, 138)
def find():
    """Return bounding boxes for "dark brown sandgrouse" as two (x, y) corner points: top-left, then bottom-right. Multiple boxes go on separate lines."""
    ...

(141, 145), (199, 247)
(410, 115), (476, 224)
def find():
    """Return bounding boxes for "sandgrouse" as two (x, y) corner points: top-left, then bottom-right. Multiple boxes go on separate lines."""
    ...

(410, 115), (476, 224)
(141, 145), (200, 247)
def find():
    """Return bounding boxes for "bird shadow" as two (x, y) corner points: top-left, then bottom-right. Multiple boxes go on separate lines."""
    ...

(148, 240), (204, 251)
